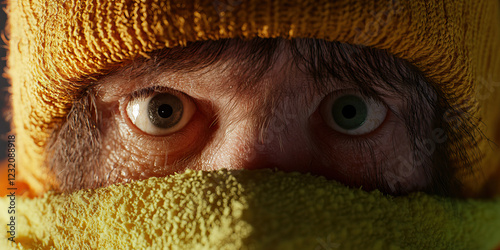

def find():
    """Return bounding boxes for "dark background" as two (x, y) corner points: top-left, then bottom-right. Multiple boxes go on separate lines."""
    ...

(1, 3), (9, 160)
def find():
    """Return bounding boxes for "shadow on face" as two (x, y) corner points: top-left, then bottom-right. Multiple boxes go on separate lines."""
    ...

(46, 38), (467, 197)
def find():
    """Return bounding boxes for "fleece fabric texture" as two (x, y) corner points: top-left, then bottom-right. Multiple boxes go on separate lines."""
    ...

(6, 0), (500, 197)
(2, 169), (500, 249)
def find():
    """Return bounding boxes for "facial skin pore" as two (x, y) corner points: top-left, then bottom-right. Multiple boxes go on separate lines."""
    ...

(46, 38), (460, 196)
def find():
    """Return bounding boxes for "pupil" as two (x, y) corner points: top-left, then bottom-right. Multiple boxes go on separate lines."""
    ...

(342, 105), (357, 119)
(158, 104), (173, 118)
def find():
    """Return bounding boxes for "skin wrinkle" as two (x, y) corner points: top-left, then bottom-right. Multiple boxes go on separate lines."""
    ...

(45, 89), (103, 191)
(44, 38), (473, 196)
(289, 39), (457, 194)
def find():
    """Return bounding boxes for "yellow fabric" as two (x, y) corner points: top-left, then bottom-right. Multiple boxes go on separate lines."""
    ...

(6, 0), (500, 197)
(2, 169), (500, 249)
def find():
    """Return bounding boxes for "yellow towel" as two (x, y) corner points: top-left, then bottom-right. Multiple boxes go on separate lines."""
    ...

(2, 169), (500, 249)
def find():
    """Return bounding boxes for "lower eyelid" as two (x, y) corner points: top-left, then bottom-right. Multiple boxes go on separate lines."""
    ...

(311, 107), (397, 145)
(311, 109), (408, 175)
(354, 108), (394, 138)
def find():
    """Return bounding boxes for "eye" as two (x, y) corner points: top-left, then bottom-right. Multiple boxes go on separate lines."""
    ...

(320, 92), (387, 135)
(125, 90), (196, 135)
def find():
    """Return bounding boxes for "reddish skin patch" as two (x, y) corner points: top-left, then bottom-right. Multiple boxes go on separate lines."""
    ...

(0, 159), (32, 197)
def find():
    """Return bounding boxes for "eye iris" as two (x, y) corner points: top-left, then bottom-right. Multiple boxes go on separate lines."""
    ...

(148, 93), (183, 129)
(332, 95), (368, 130)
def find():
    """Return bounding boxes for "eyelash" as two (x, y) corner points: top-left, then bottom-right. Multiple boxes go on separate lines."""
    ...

(128, 86), (180, 101)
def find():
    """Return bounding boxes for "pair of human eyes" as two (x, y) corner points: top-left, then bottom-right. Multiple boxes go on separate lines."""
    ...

(124, 87), (388, 137)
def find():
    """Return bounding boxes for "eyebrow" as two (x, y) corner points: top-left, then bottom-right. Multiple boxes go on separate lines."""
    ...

(118, 38), (435, 100)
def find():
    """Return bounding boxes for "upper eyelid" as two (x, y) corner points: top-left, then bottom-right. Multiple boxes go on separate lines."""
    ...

(96, 70), (168, 103)
(323, 86), (402, 116)
(124, 85), (193, 104)
(130, 86), (176, 99)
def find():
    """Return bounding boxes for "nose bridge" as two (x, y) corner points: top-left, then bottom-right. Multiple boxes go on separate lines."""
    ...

(258, 104), (297, 148)
(203, 50), (314, 170)
(206, 95), (308, 171)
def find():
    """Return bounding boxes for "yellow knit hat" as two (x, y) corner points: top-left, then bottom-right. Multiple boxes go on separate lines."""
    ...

(6, 0), (500, 196)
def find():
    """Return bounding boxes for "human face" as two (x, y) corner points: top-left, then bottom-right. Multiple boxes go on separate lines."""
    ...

(47, 38), (456, 196)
